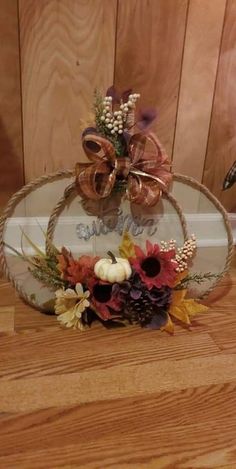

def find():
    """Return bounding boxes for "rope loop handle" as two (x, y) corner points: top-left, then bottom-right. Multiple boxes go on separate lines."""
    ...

(0, 170), (233, 310)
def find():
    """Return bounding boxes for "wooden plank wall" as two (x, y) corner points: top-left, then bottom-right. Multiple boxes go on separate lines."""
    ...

(1, 0), (236, 212)
(19, 0), (117, 180)
(114, 0), (188, 156)
(202, 0), (236, 212)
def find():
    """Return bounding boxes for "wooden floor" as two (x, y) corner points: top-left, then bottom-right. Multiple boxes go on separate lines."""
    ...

(0, 255), (236, 468)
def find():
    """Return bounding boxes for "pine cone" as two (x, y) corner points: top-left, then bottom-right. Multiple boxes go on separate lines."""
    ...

(124, 294), (156, 327)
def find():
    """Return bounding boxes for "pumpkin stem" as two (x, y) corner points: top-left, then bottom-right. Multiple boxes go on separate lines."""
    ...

(107, 251), (117, 264)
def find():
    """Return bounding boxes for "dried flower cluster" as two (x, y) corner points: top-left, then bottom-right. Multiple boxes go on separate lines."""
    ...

(91, 87), (157, 156)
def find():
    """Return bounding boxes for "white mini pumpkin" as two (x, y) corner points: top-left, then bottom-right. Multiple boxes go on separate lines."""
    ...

(94, 251), (132, 283)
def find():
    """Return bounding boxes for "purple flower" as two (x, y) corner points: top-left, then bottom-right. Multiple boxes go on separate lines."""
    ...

(147, 286), (172, 308)
(122, 131), (132, 146)
(120, 273), (143, 301)
(136, 108), (157, 131)
(146, 310), (168, 330)
(82, 127), (98, 138)
(119, 274), (172, 329)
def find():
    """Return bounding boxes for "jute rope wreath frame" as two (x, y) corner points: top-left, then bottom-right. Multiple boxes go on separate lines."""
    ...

(0, 170), (73, 311)
(0, 170), (234, 312)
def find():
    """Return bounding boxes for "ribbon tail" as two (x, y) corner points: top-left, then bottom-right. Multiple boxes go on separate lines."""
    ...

(131, 169), (169, 191)
(127, 172), (162, 207)
(128, 132), (172, 206)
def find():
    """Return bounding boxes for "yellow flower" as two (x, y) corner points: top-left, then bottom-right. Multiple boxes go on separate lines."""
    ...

(55, 283), (90, 330)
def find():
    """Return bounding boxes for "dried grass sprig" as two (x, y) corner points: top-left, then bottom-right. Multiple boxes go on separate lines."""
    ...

(175, 272), (220, 290)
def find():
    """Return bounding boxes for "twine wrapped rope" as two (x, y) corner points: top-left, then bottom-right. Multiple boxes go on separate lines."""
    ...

(0, 170), (234, 311)
(0, 170), (73, 311)
(174, 173), (234, 299)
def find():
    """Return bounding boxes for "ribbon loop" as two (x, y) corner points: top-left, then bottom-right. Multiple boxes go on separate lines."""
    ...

(83, 133), (116, 164)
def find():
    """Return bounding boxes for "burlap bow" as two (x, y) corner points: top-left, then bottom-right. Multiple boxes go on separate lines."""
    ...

(75, 132), (172, 207)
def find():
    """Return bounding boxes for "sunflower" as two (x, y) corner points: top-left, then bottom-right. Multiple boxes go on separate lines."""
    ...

(130, 240), (178, 289)
(55, 283), (90, 330)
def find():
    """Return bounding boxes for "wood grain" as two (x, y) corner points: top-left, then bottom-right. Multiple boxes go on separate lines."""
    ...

(19, 0), (117, 180)
(0, 252), (236, 467)
(0, 306), (14, 333)
(1, 383), (236, 468)
(172, 0), (226, 181)
(5, 354), (236, 413)
(203, 0), (236, 212)
(0, 0), (24, 210)
(0, 330), (219, 380)
(114, 0), (188, 156)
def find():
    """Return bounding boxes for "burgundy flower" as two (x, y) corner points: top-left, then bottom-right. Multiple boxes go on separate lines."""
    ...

(88, 279), (123, 320)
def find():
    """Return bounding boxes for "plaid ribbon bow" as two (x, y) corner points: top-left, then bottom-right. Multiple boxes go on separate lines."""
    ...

(75, 132), (172, 207)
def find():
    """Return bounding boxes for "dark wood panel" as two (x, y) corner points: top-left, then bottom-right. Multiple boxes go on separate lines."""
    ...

(172, 0), (226, 181)
(0, 0), (24, 210)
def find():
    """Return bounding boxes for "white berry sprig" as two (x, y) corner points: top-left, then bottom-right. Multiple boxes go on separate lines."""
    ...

(160, 235), (197, 273)
(99, 93), (140, 136)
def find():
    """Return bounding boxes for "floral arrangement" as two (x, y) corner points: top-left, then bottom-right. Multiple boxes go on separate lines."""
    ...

(9, 230), (218, 333)
(5, 88), (219, 333)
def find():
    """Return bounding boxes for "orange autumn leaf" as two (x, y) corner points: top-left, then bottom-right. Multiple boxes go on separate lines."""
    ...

(161, 314), (174, 334)
(169, 289), (208, 325)
(183, 299), (209, 317)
